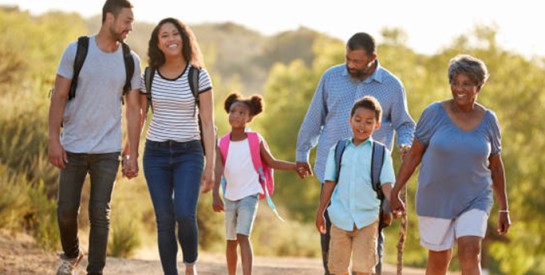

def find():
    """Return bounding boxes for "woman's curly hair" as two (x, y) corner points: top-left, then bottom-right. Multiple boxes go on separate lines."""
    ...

(147, 17), (204, 69)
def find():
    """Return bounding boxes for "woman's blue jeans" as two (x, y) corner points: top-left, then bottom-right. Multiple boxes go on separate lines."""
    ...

(143, 139), (204, 275)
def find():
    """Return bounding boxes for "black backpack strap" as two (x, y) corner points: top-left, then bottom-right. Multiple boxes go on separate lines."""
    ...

(373, 141), (394, 231)
(188, 65), (201, 116)
(143, 66), (155, 114)
(371, 142), (385, 199)
(333, 139), (348, 184)
(372, 141), (387, 275)
(68, 36), (89, 100)
(188, 65), (207, 154)
(121, 42), (135, 103)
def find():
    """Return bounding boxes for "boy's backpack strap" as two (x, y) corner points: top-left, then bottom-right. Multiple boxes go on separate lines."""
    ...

(68, 36), (89, 100)
(188, 65), (201, 116)
(371, 141), (386, 199)
(333, 138), (349, 184)
(143, 66), (156, 113)
(371, 141), (392, 233)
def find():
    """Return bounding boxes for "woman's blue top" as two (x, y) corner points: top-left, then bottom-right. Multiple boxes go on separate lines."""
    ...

(415, 102), (502, 219)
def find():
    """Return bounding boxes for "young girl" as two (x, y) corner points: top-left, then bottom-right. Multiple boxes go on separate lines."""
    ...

(212, 92), (297, 275)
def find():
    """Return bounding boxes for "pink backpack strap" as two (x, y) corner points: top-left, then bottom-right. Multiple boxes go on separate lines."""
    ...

(218, 133), (231, 165)
(246, 132), (263, 178)
(247, 131), (283, 221)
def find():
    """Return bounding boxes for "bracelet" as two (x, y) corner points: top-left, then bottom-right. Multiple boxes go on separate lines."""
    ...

(499, 209), (509, 213)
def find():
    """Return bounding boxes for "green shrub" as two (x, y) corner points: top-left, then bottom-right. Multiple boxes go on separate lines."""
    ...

(249, 202), (320, 257)
(0, 166), (31, 230)
(0, 167), (59, 250)
(26, 180), (60, 250)
(108, 214), (142, 258)
(197, 192), (225, 253)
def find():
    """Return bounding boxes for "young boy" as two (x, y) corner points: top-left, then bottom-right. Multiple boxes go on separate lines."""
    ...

(315, 95), (395, 275)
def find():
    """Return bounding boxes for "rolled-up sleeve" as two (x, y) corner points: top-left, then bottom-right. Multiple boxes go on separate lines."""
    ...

(296, 73), (328, 162)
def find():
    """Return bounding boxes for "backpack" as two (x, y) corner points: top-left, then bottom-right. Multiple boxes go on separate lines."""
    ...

(218, 131), (284, 221)
(144, 65), (209, 154)
(68, 36), (134, 101)
(333, 138), (392, 229)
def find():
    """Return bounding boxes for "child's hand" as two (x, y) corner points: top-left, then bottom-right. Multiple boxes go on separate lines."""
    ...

(212, 192), (224, 212)
(296, 162), (312, 179)
(315, 211), (327, 234)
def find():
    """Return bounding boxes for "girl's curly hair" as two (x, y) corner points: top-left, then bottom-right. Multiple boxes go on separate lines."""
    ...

(224, 92), (264, 116)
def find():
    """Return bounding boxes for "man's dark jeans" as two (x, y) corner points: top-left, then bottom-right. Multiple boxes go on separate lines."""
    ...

(57, 152), (120, 275)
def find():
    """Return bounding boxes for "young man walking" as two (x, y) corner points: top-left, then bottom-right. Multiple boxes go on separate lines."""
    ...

(48, 0), (141, 274)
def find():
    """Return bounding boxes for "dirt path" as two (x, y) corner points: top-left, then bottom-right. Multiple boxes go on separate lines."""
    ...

(0, 230), (425, 274)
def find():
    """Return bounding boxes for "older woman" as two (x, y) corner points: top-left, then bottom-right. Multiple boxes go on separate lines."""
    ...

(390, 54), (510, 274)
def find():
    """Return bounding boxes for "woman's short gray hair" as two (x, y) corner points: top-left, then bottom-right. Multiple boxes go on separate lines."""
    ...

(448, 54), (490, 86)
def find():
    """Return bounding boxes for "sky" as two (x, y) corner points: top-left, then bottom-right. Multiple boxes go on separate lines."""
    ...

(2, 0), (544, 58)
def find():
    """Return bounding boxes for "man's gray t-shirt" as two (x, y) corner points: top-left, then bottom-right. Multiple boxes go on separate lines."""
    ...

(57, 36), (141, 154)
(415, 102), (502, 219)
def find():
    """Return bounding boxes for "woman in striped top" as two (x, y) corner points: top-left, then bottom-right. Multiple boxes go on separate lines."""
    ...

(139, 17), (215, 275)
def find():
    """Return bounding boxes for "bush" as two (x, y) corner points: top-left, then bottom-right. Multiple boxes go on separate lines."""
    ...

(251, 202), (320, 257)
(26, 180), (60, 250)
(0, 166), (31, 230)
(197, 191), (225, 253)
(108, 215), (142, 258)
(0, 166), (59, 250)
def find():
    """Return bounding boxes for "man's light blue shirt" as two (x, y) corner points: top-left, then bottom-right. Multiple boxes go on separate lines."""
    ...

(296, 62), (414, 183)
(324, 138), (395, 231)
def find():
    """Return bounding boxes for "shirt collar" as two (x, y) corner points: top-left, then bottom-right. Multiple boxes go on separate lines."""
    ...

(348, 137), (374, 148)
(342, 59), (384, 84)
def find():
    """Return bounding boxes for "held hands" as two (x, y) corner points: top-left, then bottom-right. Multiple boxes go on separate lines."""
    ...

(296, 161), (312, 179)
(399, 144), (411, 161)
(121, 156), (139, 179)
(121, 144), (139, 179)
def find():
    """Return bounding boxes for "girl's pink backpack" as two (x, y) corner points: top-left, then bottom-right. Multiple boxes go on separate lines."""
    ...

(219, 131), (283, 221)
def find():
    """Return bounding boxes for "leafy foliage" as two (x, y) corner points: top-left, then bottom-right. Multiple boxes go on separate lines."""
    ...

(108, 216), (142, 258)
(260, 25), (545, 273)
(2, 6), (545, 273)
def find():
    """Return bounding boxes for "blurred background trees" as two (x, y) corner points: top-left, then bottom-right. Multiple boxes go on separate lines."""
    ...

(2, 5), (545, 274)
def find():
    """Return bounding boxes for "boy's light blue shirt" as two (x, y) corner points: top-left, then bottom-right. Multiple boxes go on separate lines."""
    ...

(324, 138), (395, 231)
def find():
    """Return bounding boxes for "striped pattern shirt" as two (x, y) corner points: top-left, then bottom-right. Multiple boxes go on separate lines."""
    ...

(296, 61), (415, 183)
(140, 64), (212, 142)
